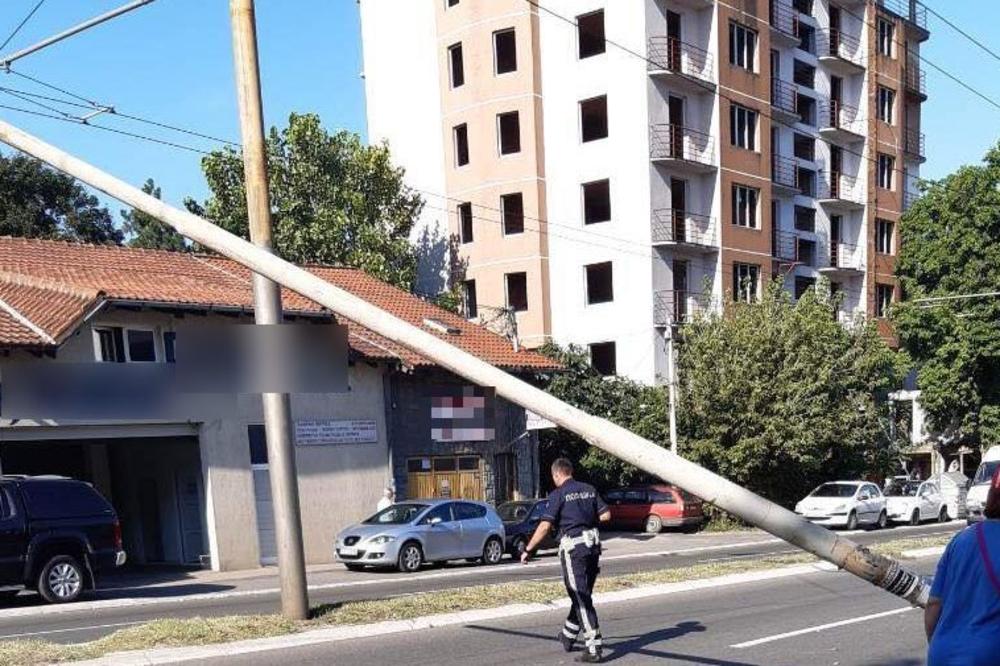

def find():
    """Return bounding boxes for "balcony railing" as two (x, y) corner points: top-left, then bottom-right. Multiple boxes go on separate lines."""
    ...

(654, 290), (712, 327)
(819, 171), (865, 204)
(817, 29), (865, 68)
(651, 209), (718, 247)
(772, 154), (799, 191)
(820, 99), (866, 137)
(904, 127), (926, 159)
(905, 62), (927, 96)
(772, 230), (799, 263)
(823, 240), (865, 272)
(877, 0), (928, 30)
(769, 0), (798, 41)
(771, 78), (798, 116)
(647, 36), (715, 83)
(903, 189), (921, 210)
(649, 124), (716, 166)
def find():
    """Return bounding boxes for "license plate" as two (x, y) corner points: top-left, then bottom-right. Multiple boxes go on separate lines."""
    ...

(340, 547), (358, 557)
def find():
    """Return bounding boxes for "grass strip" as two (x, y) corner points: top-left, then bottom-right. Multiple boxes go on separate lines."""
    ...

(0, 532), (954, 665)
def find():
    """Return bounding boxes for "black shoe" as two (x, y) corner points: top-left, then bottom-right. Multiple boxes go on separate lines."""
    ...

(575, 649), (603, 663)
(558, 631), (576, 652)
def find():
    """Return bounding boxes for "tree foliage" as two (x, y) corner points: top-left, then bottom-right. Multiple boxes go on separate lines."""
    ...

(0, 153), (121, 244)
(121, 179), (189, 251)
(187, 113), (423, 289)
(895, 143), (1000, 447)
(677, 283), (908, 507)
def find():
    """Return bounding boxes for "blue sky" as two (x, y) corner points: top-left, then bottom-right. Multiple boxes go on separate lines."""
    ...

(0, 0), (996, 217)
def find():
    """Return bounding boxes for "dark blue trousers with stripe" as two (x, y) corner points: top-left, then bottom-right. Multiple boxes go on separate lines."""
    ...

(560, 542), (602, 650)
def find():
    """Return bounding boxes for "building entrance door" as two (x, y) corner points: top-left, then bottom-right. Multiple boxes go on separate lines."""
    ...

(407, 456), (483, 500)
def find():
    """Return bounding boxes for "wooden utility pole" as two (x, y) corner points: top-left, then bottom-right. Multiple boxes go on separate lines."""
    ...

(229, 0), (308, 620)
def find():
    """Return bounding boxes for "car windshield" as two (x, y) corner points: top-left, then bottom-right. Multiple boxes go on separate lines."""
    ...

(497, 502), (534, 522)
(974, 461), (1000, 485)
(810, 483), (858, 498)
(363, 503), (428, 525)
(885, 482), (920, 497)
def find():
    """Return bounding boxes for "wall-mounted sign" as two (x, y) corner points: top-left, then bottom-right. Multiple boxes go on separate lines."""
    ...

(526, 410), (556, 431)
(295, 419), (378, 446)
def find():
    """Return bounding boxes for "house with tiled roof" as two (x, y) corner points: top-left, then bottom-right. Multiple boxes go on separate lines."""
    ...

(0, 237), (557, 571)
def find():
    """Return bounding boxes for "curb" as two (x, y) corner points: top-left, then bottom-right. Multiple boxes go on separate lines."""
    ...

(76, 561), (839, 665)
(899, 546), (946, 559)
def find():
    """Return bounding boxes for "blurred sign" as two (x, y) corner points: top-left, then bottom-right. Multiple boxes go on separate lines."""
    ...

(295, 419), (377, 446)
(526, 410), (555, 431)
(430, 385), (495, 442)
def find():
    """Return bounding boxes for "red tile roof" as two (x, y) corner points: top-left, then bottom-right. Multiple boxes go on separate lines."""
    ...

(0, 237), (557, 371)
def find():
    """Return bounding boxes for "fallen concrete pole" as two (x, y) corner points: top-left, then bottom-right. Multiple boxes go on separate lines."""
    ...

(0, 118), (932, 608)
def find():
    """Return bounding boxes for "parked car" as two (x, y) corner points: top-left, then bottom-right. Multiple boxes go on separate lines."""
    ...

(794, 481), (887, 530)
(334, 499), (505, 572)
(497, 499), (556, 556)
(967, 446), (1000, 524)
(605, 485), (704, 533)
(0, 475), (126, 604)
(885, 479), (948, 525)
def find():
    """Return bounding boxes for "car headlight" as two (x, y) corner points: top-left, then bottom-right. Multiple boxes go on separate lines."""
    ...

(369, 535), (396, 545)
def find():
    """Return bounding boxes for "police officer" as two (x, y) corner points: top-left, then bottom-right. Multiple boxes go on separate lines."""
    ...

(521, 458), (610, 663)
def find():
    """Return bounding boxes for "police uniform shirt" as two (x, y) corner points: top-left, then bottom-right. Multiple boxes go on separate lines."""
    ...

(541, 478), (608, 539)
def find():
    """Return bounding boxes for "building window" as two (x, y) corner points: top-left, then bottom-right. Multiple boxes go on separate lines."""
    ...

(731, 184), (759, 229)
(797, 22), (816, 54)
(876, 219), (895, 255)
(585, 261), (614, 304)
(462, 279), (477, 319)
(126, 329), (156, 362)
(797, 94), (817, 126)
(797, 167), (816, 197)
(794, 133), (816, 161)
(797, 238), (817, 267)
(494, 28), (517, 74)
(580, 95), (609, 142)
(732, 263), (760, 303)
(497, 111), (521, 155)
(877, 153), (895, 190)
(877, 18), (894, 57)
(458, 202), (473, 243)
(877, 86), (895, 124)
(793, 59), (815, 88)
(589, 341), (616, 376)
(794, 205), (816, 232)
(792, 0), (813, 15)
(248, 425), (268, 466)
(501, 192), (524, 235)
(506, 272), (528, 312)
(448, 43), (464, 88)
(577, 10), (605, 59)
(876, 283), (894, 318)
(794, 276), (817, 300)
(729, 22), (757, 71)
(583, 179), (611, 224)
(95, 327), (124, 362)
(729, 103), (758, 150)
(453, 123), (469, 167)
(163, 331), (176, 363)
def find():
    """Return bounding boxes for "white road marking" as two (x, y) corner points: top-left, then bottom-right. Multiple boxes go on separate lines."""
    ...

(0, 620), (142, 639)
(730, 607), (916, 648)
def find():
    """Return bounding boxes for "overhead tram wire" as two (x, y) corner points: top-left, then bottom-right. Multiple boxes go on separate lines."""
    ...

(917, 1), (1000, 67)
(0, 0), (47, 53)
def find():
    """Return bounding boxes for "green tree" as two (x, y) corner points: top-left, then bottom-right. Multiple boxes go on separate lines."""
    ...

(0, 153), (121, 244)
(121, 179), (189, 251)
(677, 282), (907, 507)
(187, 113), (422, 289)
(895, 143), (1000, 446)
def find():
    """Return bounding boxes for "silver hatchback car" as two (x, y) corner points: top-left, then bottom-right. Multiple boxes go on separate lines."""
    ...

(335, 499), (506, 572)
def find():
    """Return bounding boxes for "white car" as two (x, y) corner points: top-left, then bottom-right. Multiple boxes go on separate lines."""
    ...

(794, 481), (887, 530)
(885, 479), (949, 525)
(967, 446), (1000, 524)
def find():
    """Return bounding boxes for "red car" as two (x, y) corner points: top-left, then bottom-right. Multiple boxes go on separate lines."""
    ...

(605, 485), (704, 533)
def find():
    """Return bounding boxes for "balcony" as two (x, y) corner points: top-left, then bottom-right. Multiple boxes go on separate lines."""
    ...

(903, 127), (926, 162)
(905, 62), (928, 100)
(771, 79), (800, 125)
(771, 154), (801, 197)
(819, 100), (866, 143)
(653, 290), (712, 327)
(647, 36), (715, 94)
(818, 172), (865, 210)
(877, 0), (930, 37)
(817, 29), (865, 75)
(819, 240), (865, 277)
(771, 230), (800, 265)
(650, 124), (716, 174)
(667, 0), (714, 7)
(650, 209), (718, 253)
(769, 0), (800, 48)
(903, 189), (921, 210)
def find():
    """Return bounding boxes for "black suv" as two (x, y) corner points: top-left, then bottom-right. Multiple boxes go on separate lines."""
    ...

(0, 476), (126, 603)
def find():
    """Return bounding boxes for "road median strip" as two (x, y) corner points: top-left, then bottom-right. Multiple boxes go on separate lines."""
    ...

(0, 533), (952, 665)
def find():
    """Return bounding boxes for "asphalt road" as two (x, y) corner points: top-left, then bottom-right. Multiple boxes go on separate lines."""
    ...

(201, 555), (941, 666)
(0, 522), (957, 645)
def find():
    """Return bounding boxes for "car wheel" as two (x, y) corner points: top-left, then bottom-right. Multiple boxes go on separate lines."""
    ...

(481, 537), (504, 565)
(38, 555), (85, 604)
(645, 515), (663, 534)
(910, 509), (921, 527)
(845, 511), (858, 531)
(344, 563), (365, 572)
(876, 511), (888, 530)
(939, 506), (950, 523)
(397, 542), (423, 573)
